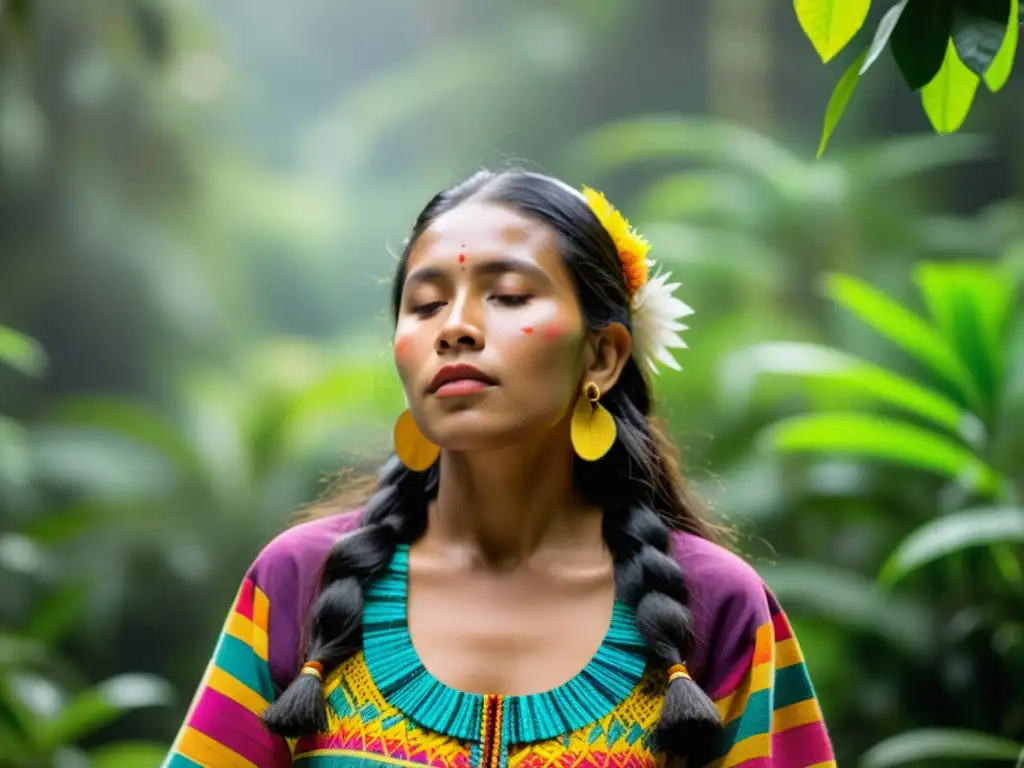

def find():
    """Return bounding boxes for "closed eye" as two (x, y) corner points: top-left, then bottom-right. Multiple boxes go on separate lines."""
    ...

(492, 294), (532, 307)
(411, 301), (445, 317)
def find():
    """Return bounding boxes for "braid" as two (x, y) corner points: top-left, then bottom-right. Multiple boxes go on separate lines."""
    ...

(261, 456), (434, 737)
(583, 367), (722, 761)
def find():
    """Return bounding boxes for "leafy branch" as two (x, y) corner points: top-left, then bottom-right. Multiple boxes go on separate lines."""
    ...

(795, 0), (1021, 155)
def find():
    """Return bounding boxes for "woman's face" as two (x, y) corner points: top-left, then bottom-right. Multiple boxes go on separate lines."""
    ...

(394, 201), (589, 452)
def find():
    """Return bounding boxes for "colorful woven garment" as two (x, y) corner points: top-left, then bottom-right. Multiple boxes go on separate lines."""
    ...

(162, 512), (836, 768)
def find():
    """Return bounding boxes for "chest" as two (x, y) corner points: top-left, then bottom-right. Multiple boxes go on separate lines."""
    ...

(290, 546), (661, 768)
(406, 555), (616, 696)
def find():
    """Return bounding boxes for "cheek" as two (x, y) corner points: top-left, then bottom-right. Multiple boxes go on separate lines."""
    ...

(393, 327), (429, 380)
(504, 317), (582, 386)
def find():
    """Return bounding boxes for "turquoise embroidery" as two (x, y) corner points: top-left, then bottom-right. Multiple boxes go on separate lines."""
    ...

(361, 545), (648, 747)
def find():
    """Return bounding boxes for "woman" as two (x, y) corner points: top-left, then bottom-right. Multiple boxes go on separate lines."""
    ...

(163, 171), (835, 768)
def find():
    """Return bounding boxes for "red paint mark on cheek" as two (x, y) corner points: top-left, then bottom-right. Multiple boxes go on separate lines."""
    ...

(542, 322), (565, 340)
(394, 336), (410, 360)
(521, 326), (534, 336)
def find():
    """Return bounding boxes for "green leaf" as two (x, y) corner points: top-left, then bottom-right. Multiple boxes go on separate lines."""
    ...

(984, 0), (1019, 89)
(732, 342), (974, 438)
(845, 131), (990, 188)
(795, 0), (872, 62)
(952, 0), (1013, 75)
(890, 0), (955, 90)
(880, 507), (1024, 583)
(0, 325), (46, 378)
(860, 728), (1024, 767)
(763, 412), (1003, 493)
(822, 273), (982, 407)
(922, 39), (982, 133)
(37, 674), (172, 749)
(861, 0), (910, 73)
(915, 261), (1016, 410)
(89, 741), (169, 768)
(46, 396), (206, 485)
(760, 560), (935, 654)
(564, 115), (805, 188)
(24, 582), (88, 645)
(818, 49), (868, 157)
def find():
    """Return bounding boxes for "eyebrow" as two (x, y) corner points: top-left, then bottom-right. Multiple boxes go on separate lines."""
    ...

(404, 256), (552, 288)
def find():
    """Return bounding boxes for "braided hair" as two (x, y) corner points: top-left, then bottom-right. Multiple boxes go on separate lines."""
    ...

(262, 170), (723, 760)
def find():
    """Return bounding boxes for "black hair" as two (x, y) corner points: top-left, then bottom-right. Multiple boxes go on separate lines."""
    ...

(262, 170), (723, 760)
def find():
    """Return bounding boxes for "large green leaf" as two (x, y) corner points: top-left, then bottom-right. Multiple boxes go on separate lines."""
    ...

(822, 273), (982, 406)
(763, 412), (1003, 493)
(36, 674), (172, 749)
(880, 506), (1024, 583)
(795, 0), (872, 63)
(921, 40), (982, 134)
(844, 132), (991, 189)
(983, 0), (1019, 89)
(759, 561), (935, 653)
(951, 0), (1013, 76)
(890, 0), (955, 90)
(915, 261), (1016, 411)
(89, 741), (169, 768)
(45, 397), (206, 486)
(860, 728), (1023, 766)
(732, 342), (975, 438)
(564, 115), (806, 188)
(818, 49), (868, 157)
(0, 324), (46, 378)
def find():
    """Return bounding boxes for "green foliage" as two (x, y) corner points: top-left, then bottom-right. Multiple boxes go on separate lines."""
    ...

(800, 0), (1020, 151)
(860, 728), (1024, 766)
(0, 328), (171, 765)
(745, 259), (1024, 757)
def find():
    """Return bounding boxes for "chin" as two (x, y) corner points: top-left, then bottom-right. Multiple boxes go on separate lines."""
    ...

(426, 413), (546, 454)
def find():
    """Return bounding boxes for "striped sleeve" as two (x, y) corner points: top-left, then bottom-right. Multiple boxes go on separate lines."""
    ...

(703, 590), (835, 768)
(162, 574), (292, 768)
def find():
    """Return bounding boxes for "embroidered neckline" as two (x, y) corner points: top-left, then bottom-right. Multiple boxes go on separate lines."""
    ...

(361, 544), (648, 744)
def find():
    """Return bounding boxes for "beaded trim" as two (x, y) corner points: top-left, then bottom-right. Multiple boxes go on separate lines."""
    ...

(362, 545), (648, 744)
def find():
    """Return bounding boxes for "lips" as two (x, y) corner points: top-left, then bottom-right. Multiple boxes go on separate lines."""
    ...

(428, 363), (497, 395)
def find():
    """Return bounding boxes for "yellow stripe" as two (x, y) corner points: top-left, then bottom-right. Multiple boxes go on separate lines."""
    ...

(773, 698), (823, 731)
(252, 587), (270, 660)
(207, 665), (270, 717)
(719, 733), (771, 768)
(177, 726), (258, 767)
(775, 637), (803, 669)
(715, 659), (773, 724)
(224, 612), (256, 646)
(807, 762), (838, 768)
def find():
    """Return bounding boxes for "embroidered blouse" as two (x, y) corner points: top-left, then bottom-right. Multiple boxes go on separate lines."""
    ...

(162, 511), (836, 768)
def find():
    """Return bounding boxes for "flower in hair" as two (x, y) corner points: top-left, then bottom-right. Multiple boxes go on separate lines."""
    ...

(582, 186), (692, 374)
(630, 270), (693, 374)
(582, 187), (649, 297)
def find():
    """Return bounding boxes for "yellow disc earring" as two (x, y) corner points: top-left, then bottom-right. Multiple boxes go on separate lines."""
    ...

(393, 410), (440, 471)
(570, 382), (617, 461)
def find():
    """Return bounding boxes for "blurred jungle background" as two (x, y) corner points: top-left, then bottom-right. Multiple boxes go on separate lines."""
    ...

(2, 1), (1024, 766)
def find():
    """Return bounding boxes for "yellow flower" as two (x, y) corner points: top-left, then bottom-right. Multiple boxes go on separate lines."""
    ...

(582, 186), (650, 297)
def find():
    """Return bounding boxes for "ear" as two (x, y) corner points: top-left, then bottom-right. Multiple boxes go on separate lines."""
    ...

(582, 321), (632, 395)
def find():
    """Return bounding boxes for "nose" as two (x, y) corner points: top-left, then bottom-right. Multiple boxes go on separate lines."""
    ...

(436, 294), (483, 353)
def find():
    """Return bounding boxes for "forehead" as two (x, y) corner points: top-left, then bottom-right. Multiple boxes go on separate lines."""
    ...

(406, 201), (562, 271)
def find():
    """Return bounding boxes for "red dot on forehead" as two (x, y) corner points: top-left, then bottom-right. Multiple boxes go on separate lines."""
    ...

(458, 253), (466, 264)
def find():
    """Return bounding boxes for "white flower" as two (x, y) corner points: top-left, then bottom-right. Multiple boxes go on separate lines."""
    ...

(630, 268), (693, 374)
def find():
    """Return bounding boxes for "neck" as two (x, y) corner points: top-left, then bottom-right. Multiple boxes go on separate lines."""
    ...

(425, 425), (603, 567)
